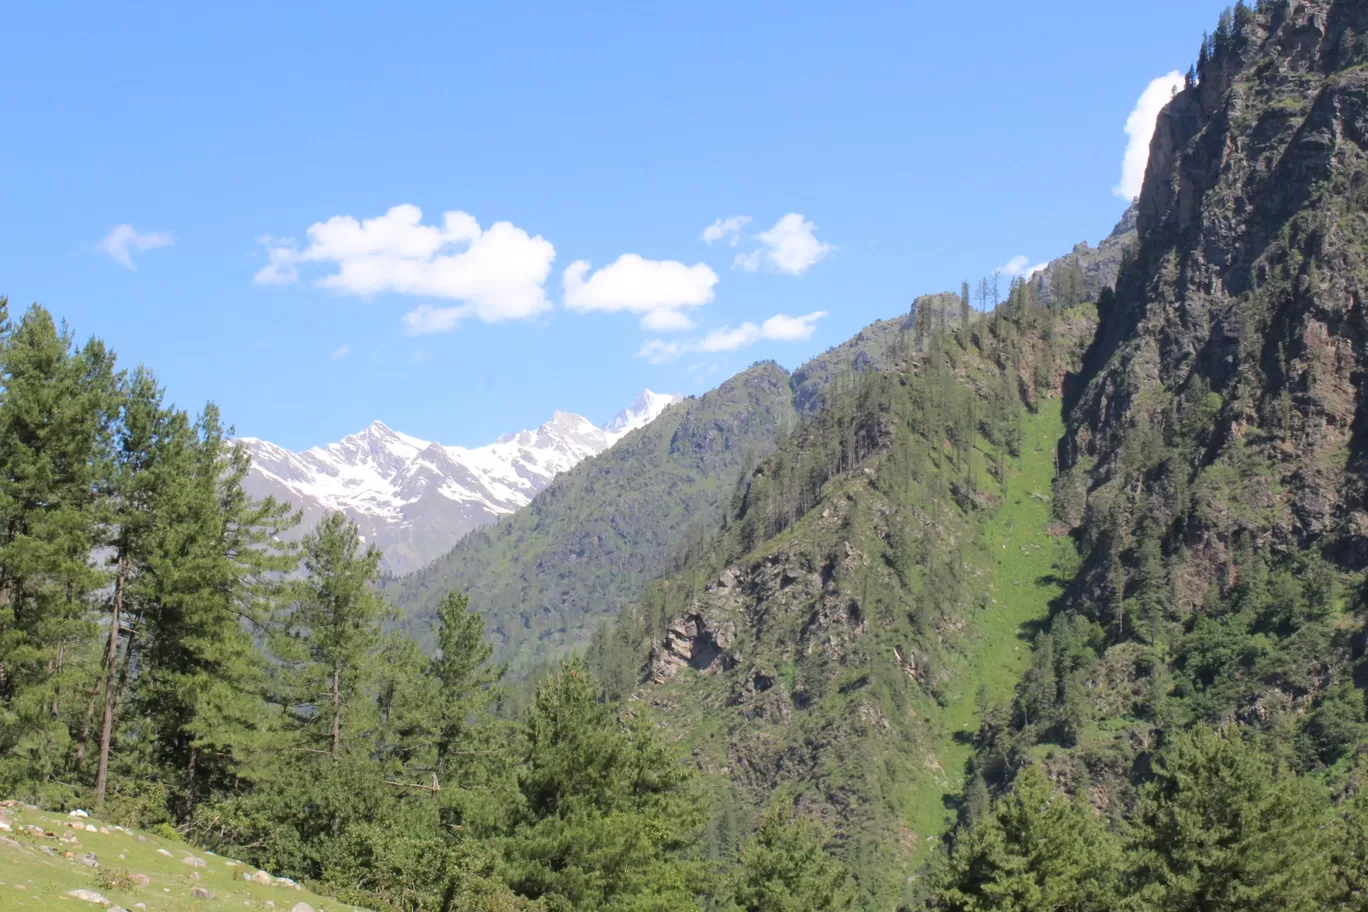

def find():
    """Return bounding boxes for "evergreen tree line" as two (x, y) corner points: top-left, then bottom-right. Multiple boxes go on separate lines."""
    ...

(937, 723), (1368, 912)
(0, 299), (853, 912)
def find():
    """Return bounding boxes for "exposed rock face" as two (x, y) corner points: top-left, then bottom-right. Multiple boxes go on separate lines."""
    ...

(1061, 0), (1368, 609)
(647, 612), (738, 682)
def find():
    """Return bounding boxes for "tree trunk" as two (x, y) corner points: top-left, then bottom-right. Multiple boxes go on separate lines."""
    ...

(330, 660), (341, 761)
(51, 642), (66, 719)
(107, 629), (136, 733)
(72, 679), (102, 769)
(94, 554), (127, 803)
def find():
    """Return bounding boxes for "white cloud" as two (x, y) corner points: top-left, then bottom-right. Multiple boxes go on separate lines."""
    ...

(701, 216), (751, 246)
(641, 308), (698, 332)
(253, 235), (299, 285)
(99, 225), (173, 270)
(330, 343), (351, 359)
(563, 253), (718, 332)
(1115, 71), (1184, 201)
(697, 323), (762, 353)
(638, 339), (682, 364)
(254, 205), (556, 333)
(639, 310), (827, 363)
(758, 311), (828, 341)
(733, 249), (764, 272)
(999, 255), (1048, 279)
(686, 361), (720, 379)
(733, 213), (832, 276)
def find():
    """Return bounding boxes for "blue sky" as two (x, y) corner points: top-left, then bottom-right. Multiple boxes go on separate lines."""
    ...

(0, 1), (1227, 450)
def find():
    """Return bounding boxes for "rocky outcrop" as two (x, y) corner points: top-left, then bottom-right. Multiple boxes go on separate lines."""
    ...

(1061, 0), (1368, 610)
(647, 611), (738, 682)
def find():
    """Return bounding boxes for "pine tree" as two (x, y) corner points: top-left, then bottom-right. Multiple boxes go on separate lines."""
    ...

(502, 662), (704, 912)
(431, 591), (502, 788)
(137, 406), (296, 811)
(0, 303), (119, 793)
(724, 803), (850, 912)
(937, 765), (1119, 912)
(289, 510), (387, 761)
(92, 367), (180, 802)
(1130, 727), (1331, 912)
(1330, 790), (1368, 910)
(961, 281), (973, 339)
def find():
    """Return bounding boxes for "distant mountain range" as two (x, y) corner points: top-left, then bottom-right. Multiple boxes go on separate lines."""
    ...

(235, 389), (682, 574)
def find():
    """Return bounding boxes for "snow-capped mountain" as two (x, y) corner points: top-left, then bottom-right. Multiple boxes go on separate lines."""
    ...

(236, 390), (683, 575)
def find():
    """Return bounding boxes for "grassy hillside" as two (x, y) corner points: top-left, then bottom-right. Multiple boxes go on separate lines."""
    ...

(901, 404), (1067, 845)
(0, 802), (365, 912)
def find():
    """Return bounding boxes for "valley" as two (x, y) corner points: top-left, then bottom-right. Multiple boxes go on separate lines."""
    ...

(6, 3), (1368, 912)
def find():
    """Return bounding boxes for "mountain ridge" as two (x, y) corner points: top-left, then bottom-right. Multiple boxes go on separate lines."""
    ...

(237, 389), (682, 574)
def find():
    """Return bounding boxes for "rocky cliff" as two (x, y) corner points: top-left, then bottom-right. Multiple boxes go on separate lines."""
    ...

(1061, 0), (1368, 611)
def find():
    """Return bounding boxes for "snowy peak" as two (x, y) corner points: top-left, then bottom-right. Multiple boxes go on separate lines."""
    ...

(605, 389), (684, 438)
(236, 388), (682, 575)
(317, 421), (430, 480)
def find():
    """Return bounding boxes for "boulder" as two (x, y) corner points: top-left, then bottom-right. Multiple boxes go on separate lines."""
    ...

(181, 855), (207, 868)
(128, 873), (150, 887)
(190, 886), (214, 899)
(66, 889), (109, 905)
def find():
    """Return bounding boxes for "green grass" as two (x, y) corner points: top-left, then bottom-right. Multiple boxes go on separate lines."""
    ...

(903, 402), (1066, 850)
(0, 803), (367, 912)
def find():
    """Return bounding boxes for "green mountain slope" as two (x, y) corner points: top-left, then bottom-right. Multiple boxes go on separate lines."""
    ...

(585, 293), (1096, 909)
(392, 362), (799, 673)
